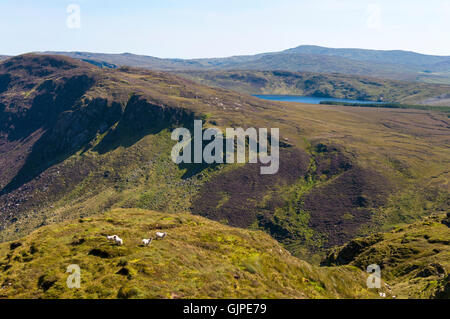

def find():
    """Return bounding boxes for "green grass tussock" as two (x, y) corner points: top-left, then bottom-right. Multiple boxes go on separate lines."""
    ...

(0, 208), (378, 299)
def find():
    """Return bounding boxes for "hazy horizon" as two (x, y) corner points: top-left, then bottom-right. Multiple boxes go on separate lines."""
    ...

(6, 43), (449, 60)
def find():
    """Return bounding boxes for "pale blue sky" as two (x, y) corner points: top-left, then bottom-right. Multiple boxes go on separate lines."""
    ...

(1, 0), (449, 58)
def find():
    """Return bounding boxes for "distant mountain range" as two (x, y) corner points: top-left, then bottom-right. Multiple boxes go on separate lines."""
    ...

(40, 45), (450, 84)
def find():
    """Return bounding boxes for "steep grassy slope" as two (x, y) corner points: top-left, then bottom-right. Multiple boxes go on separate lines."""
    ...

(322, 213), (450, 299)
(0, 54), (448, 265)
(0, 208), (379, 299)
(176, 70), (450, 105)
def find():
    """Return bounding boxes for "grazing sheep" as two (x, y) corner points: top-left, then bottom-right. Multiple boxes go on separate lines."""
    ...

(110, 235), (123, 245)
(155, 232), (167, 239)
(115, 237), (123, 245)
(142, 238), (152, 246)
(106, 235), (123, 245)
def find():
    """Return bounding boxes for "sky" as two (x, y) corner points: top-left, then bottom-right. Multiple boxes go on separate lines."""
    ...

(1, 0), (450, 58)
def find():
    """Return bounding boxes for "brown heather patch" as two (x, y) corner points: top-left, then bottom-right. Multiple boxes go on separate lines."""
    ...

(191, 148), (309, 228)
(304, 166), (392, 247)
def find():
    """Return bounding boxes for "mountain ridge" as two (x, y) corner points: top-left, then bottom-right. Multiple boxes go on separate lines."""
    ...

(283, 45), (450, 65)
(32, 45), (450, 84)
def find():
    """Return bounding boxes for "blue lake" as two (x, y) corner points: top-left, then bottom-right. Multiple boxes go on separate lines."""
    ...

(253, 95), (382, 105)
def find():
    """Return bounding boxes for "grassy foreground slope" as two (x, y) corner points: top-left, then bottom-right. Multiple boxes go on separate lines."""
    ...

(0, 208), (378, 299)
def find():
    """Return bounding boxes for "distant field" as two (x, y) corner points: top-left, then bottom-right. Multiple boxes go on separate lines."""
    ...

(176, 70), (450, 106)
(319, 101), (450, 115)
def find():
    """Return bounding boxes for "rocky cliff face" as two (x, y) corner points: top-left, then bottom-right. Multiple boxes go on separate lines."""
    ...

(0, 55), (200, 233)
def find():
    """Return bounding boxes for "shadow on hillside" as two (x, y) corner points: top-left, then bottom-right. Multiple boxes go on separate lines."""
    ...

(179, 162), (221, 179)
(5, 75), (95, 142)
(0, 95), (196, 196)
(94, 95), (196, 154)
(0, 76), (97, 195)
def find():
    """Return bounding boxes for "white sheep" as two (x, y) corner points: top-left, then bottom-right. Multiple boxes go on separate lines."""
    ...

(114, 236), (123, 245)
(106, 235), (123, 245)
(155, 232), (167, 239)
(107, 235), (118, 241)
(142, 238), (152, 246)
